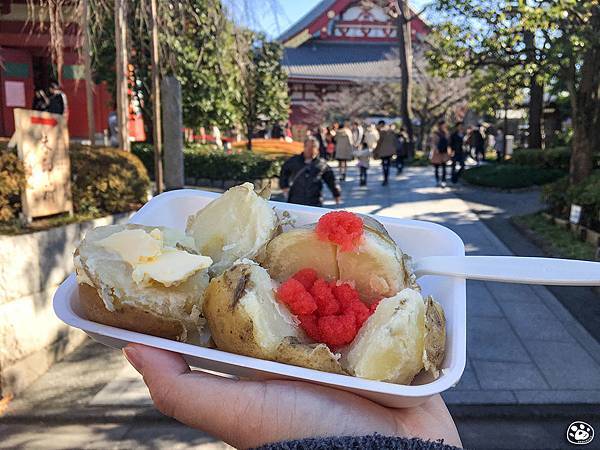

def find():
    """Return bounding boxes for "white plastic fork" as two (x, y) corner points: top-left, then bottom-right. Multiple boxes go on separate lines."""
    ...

(412, 256), (600, 286)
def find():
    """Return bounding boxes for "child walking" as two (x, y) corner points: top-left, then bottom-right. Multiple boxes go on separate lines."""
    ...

(355, 141), (371, 186)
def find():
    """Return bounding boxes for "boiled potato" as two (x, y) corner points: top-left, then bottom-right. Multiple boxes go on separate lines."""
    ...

(75, 224), (210, 343)
(261, 227), (339, 281)
(203, 262), (345, 374)
(186, 182), (278, 275)
(261, 215), (416, 302)
(342, 289), (445, 385)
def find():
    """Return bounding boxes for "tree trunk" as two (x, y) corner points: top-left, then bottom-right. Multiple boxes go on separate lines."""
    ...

(82, 0), (95, 145)
(397, 0), (414, 157)
(247, 123), (253, 151)
(115, 0), (130, 151)
(568, 17), (600, 185)
(528, 76), (544, 149)
(524, 30), (543, 149)
(162, 76), (184, 190)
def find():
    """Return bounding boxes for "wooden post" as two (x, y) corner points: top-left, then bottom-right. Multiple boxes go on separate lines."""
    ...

(150, 0), (163, 193)
(82, 0), (95, 145)
(397, 0), (414, 156)
(162, 76), (184, 190)
(115, 0), (130, 151)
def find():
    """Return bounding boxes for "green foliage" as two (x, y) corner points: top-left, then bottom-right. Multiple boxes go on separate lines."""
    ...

(462, 164), (565, 189)
(543, 172), (600, 232)
(0, 144), (150, 227)
(235, 31), (289, 145)
(511, 147), (600, 171)
(514, 213), (597, 261)
(70, 146), (150, 215)
(132, 143), (282, 182)
(91, 1), (289, 134)
(0, 151), (26, 222)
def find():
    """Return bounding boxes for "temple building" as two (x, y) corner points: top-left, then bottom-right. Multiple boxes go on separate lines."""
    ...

(279, 0), (429, 128)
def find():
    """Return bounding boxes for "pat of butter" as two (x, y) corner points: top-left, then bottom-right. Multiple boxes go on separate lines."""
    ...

(132, 249), (213, 286)
(97, 228), (163, 265)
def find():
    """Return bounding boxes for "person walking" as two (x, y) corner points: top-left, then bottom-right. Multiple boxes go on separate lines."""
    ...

(430, 120), (451, 187)
(279, 137), (341, 207)
(315, 126), (328, 159)
(450, 122), (466, 183)
(396, 126), (408, 174)
(471, 123), (485, 164)
(351, 120), (364, 152)
(334, 121), (353, 181)
(373, 120), (396, 186)
(364, 123), (379, 153)
(354, 140), (371, 186)
(494, 127), (505, 161)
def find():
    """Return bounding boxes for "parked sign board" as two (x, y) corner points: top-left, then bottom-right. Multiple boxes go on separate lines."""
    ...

(13, 108), (73, 221)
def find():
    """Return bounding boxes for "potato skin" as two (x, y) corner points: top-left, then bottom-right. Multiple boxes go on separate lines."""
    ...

(203, 264), (347, 375)
(275, 337), (346, 375)
(423, 296), (446, 377)
(79, 284), (186, 341)
(203, 264), (274, 360)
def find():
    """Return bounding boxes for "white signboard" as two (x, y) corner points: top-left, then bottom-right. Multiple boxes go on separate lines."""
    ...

(4, 81), (26, 107)
(569, 204), (582, 225)
(14, 108), (72, 221)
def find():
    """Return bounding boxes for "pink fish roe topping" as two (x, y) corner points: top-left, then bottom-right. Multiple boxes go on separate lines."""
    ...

(315, 211), (364, 252)
(276, 269), (377, 349)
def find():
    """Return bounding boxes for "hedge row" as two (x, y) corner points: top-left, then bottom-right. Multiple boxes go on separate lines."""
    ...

(462, 164), (565, 189)
(511, 147), (600, 171)
(543, 171), (600, 232)
(132, 143), (284, 182)
(0, 144), (150, 223)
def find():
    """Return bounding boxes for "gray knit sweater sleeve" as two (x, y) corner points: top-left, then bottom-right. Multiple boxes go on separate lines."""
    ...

(253, 434), (461, 450)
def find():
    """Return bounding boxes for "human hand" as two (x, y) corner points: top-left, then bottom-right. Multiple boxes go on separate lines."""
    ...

(123, 344), (462, 449)
(334, 196), (341, 205)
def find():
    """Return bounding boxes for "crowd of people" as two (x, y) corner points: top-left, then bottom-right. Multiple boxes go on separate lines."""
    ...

(279, 118), (506, 207)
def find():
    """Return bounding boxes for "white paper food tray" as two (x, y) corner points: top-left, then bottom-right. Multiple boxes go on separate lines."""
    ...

(54, 189), (466, 408)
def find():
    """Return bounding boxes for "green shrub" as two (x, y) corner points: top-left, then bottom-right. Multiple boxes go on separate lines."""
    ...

(462, 164), (565, 189)
(70, 145), (150, 215)
(543, 171), (600, 231)
(511, 147), (600, 171)
(133, 143), (283, 182)
(0, 151), (26, 222)
(511, 147), (571, 169)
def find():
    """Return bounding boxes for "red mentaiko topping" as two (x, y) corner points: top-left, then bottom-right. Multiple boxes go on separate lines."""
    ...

(315, 211), (364, 252)
(318, 312), (357, 347)
(310, 279), (340, 316)
(293, 268), (319, 290)
(276, 278), (317, 315)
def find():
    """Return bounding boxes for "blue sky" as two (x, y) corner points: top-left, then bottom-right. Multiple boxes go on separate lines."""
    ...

(251, 0), (430, 38)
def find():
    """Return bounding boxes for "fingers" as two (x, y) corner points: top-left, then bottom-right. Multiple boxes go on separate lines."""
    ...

(122, 344), (261, 446)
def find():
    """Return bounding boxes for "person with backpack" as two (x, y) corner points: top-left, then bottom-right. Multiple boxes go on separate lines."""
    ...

(430, 120), (451, 187)
(280, 137), (341, 207)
